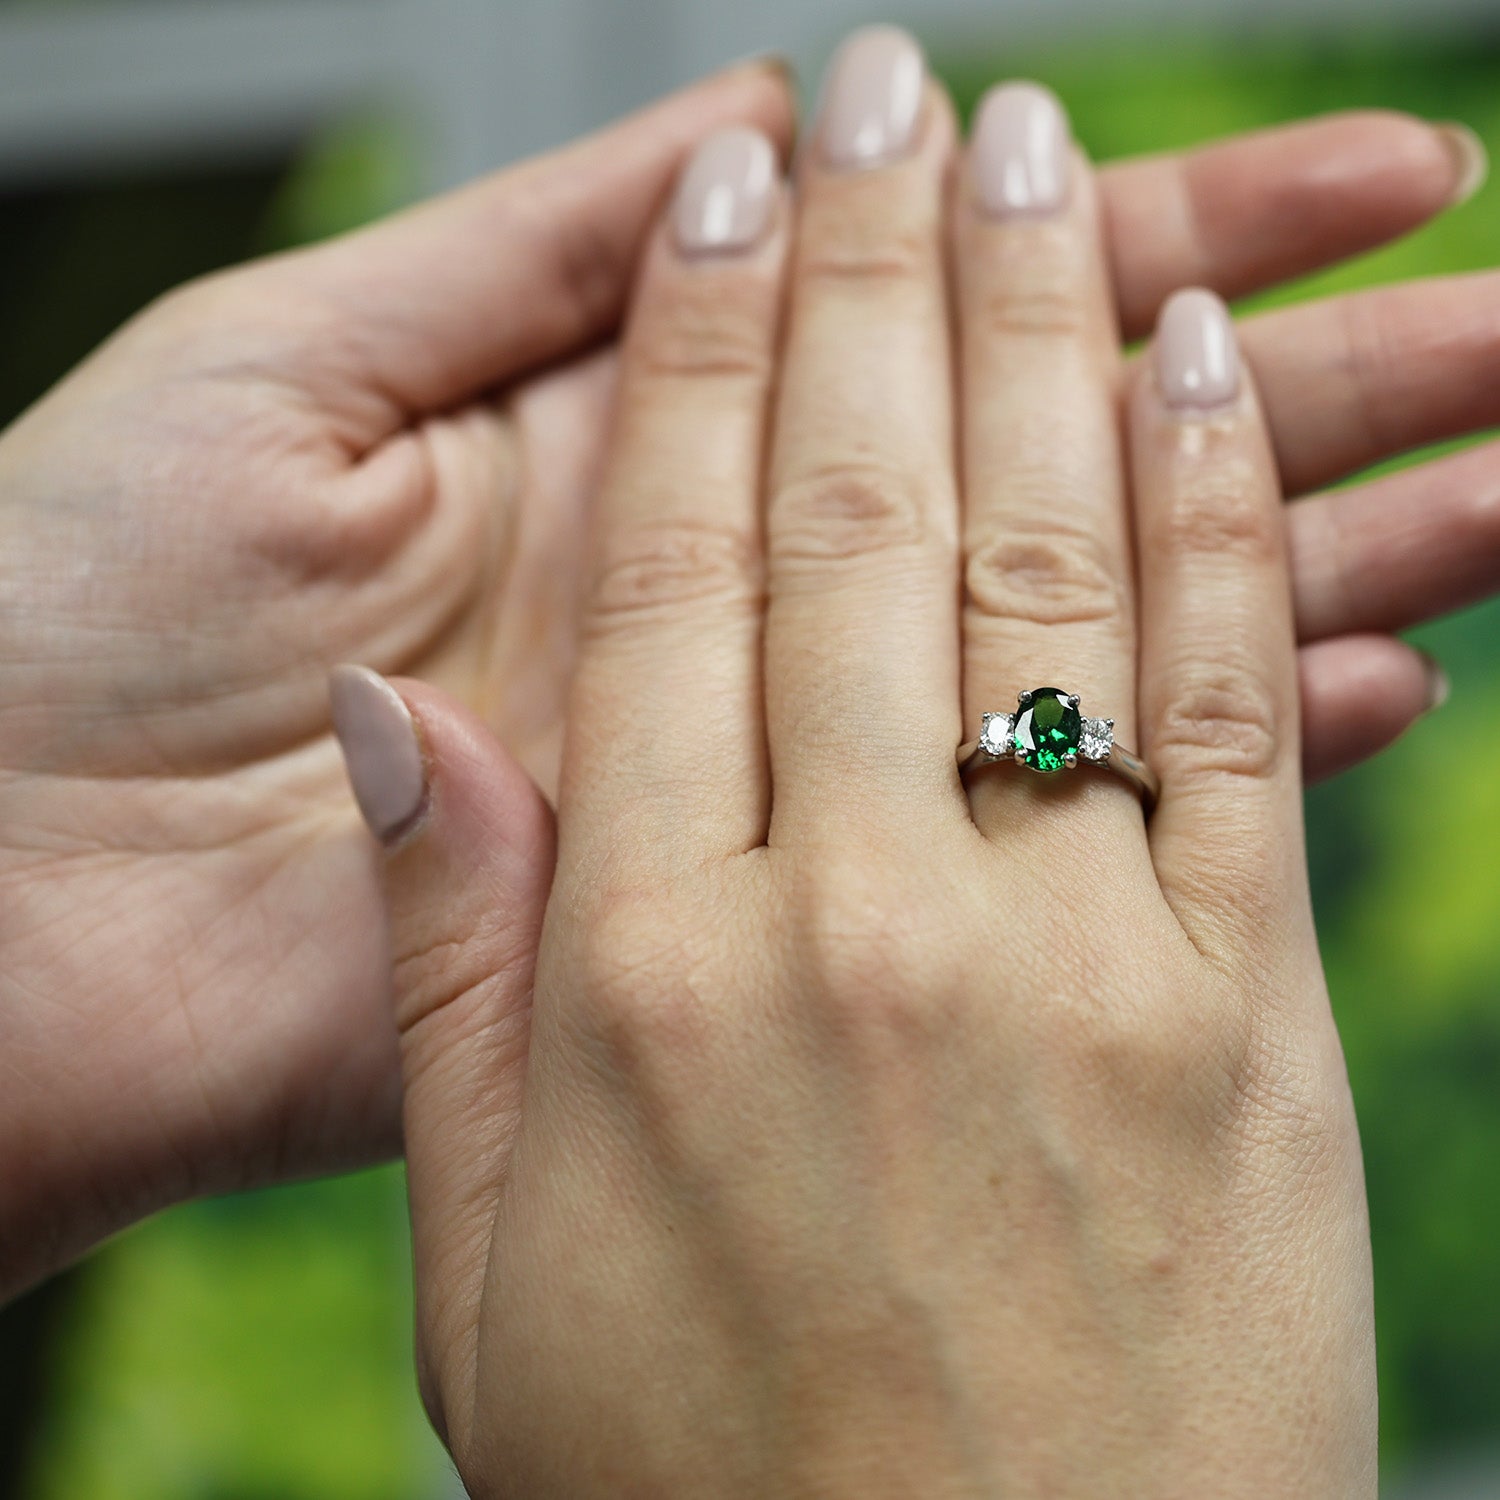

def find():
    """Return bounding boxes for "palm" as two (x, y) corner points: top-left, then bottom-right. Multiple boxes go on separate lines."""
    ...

(0, 308), (613, 1248)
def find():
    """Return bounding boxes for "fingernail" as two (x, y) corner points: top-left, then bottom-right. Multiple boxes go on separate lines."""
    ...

(1437, 121), (1487, 206)
(735, 51), (798, 90)
(329, 665), (426, 843)
(1154, 288), (1241, 412)
(673, 127), (779, 256)
(816, 25), (925, 170)
(1419, 650), (1450, 713)
(972, 81), (1071, 218)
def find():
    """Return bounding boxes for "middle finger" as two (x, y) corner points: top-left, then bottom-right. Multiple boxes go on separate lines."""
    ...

(764, 28), (966, 843)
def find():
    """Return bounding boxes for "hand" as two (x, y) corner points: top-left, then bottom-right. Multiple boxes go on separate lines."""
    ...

(0, 36), (1489, 1297)
(0, 61), (794, 1294)
(349, 35), (1375, 1494)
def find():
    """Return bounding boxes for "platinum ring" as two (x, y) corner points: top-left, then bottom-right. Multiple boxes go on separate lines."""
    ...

(958, 686), (1159, 813)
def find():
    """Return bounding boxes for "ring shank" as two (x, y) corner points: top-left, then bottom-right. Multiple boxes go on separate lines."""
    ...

(1102, 744), (1159, 811)
(957, 738), (1159, 813)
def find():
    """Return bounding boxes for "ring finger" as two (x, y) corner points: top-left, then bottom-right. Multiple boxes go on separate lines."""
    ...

(955, 85), (1142, 837)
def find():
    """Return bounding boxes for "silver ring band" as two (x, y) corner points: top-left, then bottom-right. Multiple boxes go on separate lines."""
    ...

(957, 687), (1159, 813)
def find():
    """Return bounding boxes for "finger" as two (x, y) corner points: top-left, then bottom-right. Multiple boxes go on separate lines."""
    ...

(1299, 635), (1445, 785)
(1104, 112), (1480, 339)
(561, 127), (788, 868)
(1132, 290), (1308, 963)
(955, 84), (1138, 834)
(267, 60), (795, 439)
(329, 666), (554, 1452)
(1241, 271), (1500, 495)
(763, 29), (964, 839)
(1290, 439), (1500, 642)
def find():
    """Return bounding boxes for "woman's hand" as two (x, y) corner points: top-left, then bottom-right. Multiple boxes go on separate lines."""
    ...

(349, 32), (1375, 1494)
(0, 61), (795, 1294)
(0, 28), (1489, 1297)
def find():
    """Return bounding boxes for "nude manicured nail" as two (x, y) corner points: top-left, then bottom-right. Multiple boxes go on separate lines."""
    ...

(1420, 650), (1451, 713)
(329, 665), (426, 843)
(972, 81), (1071, 218)
(735, 51), (797, 89)
(817, 25), (925, 170)
(1437, 121), (1488, 206)
(673, 127), (778, 255)
(1154, 288), (1241, 412)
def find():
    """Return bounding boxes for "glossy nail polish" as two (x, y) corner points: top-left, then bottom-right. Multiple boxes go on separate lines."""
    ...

(329, 665), (426, 842)
(972, 81), (1071, 218)
(817, 25), (925, 170)
(1154, 288), (1241, 412)
(673, 127), (778, 255)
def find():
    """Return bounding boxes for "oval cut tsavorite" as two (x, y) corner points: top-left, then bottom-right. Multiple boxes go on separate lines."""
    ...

(1014, 687), (1081, 773)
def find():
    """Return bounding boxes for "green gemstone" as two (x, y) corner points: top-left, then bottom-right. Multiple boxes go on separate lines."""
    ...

(1014, 687), (1080, 773)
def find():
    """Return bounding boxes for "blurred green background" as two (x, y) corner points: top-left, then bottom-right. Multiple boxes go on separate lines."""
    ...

(2, 19), (1499, 1500)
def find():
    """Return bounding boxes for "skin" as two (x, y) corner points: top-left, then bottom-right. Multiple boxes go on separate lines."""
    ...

(1, 48), (1497, 1300)
(365, 51), (1376, 1495)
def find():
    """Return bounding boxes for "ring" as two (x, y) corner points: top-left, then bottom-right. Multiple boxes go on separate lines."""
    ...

(958, 686), (1159, 812)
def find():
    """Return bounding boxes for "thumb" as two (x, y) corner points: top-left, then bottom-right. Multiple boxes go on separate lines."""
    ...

(329, 664), (554, 1439)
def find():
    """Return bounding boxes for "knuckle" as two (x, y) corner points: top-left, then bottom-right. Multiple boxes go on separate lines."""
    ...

(117, 268), (262, 362)
(977, 279), (1091, 344)
(628, 278), (774, 388)
(1153, 662), (1283, 781)
(571, 889), (712, 1075)
(584, 516), (758, 632)
(145, 266), (247, 323)
(1465, 469), (1500, 548)
(965, 516), (1125, 628)
(1053, 1004), (1213, 1099)
(543, 199), (631, 333)
(1028, 952), (1241, 1108)
(974, 221), (1094, 340)
(137, 275), (216, 331)
(1161, 456), (1281, 563)
(787, 857), (957, 1047)
(1212, 1018), (1352, 1185)
(391, 918), (529, 1042)
(797, 222), (935, 291)
(770, 462), (935, 570)
(1338, 293), (1406, 455)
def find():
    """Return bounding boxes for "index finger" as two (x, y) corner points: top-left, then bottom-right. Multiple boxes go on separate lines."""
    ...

(254, 60), (796, 438)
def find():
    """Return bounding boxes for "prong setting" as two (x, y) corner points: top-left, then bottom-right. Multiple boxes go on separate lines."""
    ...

(1012, 686), (1081, 774)
(963, 693), (1151, 806)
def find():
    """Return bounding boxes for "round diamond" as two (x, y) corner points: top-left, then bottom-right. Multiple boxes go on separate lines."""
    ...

(980, 712), (1014, 758)
(1014, 687), (1080, 773)
(1079, 717), (1114, 763)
